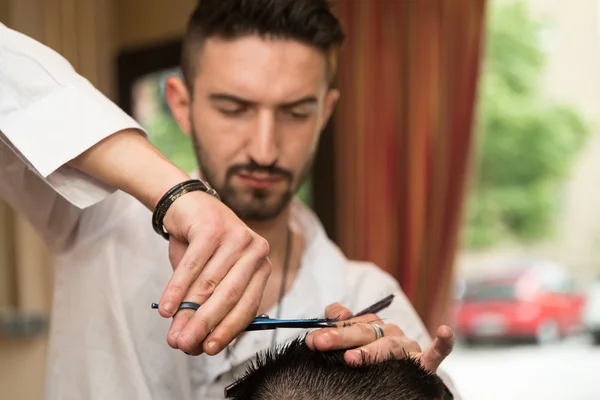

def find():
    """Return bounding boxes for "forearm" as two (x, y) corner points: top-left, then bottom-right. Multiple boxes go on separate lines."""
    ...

(68, 129), (191, 210)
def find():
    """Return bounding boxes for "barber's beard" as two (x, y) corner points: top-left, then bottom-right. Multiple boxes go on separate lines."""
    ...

(190, 132), (315, 222)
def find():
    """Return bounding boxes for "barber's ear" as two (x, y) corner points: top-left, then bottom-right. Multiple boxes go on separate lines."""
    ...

(322, 88), (340, 126)
(164, 76), (192, 136)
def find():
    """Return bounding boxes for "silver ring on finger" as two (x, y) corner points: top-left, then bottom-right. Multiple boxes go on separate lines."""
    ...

(371, 323), (385, 340)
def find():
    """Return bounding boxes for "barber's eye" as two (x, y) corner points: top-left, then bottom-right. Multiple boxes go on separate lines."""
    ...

(287, 110), (310, 120)
(219, 107), (248, 116)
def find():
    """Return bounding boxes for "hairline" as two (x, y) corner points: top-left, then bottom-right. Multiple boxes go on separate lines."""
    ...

(181, 33), (340, 92)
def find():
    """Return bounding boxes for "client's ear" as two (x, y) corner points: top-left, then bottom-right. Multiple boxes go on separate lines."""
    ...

(164, 75), (192, 136)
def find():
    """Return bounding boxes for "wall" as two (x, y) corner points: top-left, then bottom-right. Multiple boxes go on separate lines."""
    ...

(1, 2), (52, 398)
(0, 0), (118, 398)
(114, 0), (196, 51)
(530, 0), (600, 279)
(0, 1), (198, 398)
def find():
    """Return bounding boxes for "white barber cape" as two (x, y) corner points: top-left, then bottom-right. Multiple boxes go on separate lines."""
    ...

(0, 23), (460, 399)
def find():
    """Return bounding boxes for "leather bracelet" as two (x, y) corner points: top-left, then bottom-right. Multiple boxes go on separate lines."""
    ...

(152, 179), (220, 240)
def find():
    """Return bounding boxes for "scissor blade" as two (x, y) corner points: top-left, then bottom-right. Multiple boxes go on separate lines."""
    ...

(351, 294), (395, 318)
(244, 318), (338, 331)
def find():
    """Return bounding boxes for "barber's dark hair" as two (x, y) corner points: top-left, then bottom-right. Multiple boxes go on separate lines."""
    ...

(226, 336), (446, 400)
(181, 0), (345, 88)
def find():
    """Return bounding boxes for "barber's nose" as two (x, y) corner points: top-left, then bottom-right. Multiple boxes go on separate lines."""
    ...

(248, 111), (279, 166)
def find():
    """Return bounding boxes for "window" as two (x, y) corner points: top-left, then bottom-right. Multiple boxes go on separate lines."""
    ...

(132, 67), (196, 173)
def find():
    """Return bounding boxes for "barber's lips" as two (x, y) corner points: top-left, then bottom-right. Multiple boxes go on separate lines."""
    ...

(235, 173), (284, 189)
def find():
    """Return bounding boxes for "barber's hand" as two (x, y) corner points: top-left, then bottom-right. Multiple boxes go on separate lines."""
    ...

(156, 191), (271, 356)
(67, 130), (270, 355)
(305, 303), (454, 373)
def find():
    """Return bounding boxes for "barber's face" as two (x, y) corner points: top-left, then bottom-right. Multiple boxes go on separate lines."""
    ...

(167, 35), (339, 221)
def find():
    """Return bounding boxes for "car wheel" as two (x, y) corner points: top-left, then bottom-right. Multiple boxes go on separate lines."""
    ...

(536, 320), (560, 345)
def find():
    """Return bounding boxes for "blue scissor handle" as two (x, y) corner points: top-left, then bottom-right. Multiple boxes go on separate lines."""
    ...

(243, 316), (339, 331)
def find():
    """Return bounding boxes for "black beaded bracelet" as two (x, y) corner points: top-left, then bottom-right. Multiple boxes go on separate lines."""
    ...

(151, 179), (220, 240)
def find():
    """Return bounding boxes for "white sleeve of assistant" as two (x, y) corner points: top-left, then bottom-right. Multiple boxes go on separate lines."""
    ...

(0, 23), (147, 209)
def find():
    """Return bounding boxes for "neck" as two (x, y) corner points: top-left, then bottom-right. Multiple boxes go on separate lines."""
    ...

(246, 207), (293, 272)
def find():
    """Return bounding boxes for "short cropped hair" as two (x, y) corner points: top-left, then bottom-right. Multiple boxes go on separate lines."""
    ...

(181, 0), (345, 88)
(226, 336), (446, 400)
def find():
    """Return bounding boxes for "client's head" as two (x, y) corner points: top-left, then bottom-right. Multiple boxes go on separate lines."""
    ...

(226, 336), (446, 400)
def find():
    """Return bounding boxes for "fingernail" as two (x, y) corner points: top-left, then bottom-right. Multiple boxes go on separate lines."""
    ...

(163, 302), (173, 314)
(172, 330), (181, 339)
(206, 341), (219, 354)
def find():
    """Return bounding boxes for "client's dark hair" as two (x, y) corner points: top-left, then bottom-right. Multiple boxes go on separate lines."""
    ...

(181, 0), (345, 88)
(226, 336), (446, 400)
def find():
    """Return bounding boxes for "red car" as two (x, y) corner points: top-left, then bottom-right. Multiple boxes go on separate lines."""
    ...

(454, 261), (585, 345)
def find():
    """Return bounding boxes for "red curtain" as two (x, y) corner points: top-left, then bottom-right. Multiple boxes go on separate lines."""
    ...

(333, 0), (487, 332)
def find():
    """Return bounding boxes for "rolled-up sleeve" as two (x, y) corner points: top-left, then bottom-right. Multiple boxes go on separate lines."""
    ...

(0, 23), (147, 209)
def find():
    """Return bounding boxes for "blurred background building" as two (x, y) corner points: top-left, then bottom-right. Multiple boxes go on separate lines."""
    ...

(458, 0), (600, 283)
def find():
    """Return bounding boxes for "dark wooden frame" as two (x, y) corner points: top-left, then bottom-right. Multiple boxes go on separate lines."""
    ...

(116, 40), (338, 242)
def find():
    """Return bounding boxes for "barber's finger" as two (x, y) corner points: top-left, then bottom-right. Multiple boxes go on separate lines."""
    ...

(324, 303), (353, 320)
(307, 315), (377, 350)
(166, 229), (254, 346)
(344, 336), (422, 366)
(202, 258), (271, 355)
(306, 314), (392, 350)
(184, 333), (209, 356)
(175, 254), (261, 353)
(175, 240), (270, 353)
(166, 309), (194, 349)
(163, 234), (195, 348)
(417, 325), (455, 373)
(334, 312), (387, 326)
(167, 236), (187, 270)
(158, 233), (219, 318)
(307, 321), (403, 351)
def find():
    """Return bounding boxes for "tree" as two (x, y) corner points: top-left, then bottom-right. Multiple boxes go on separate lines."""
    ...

(464, 0), (590, 249)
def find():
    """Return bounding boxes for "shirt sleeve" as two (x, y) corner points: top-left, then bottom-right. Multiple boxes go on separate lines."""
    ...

(0, 23), (147, 210)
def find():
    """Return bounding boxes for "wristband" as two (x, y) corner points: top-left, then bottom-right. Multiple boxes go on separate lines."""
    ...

(151, 179), (220, 240)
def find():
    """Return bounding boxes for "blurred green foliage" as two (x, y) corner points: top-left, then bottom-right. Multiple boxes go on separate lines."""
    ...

(464, 0), (590, 249)
(139, 73), (313, 207)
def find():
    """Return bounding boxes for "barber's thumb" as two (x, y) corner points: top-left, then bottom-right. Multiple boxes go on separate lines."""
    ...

(419, 325), (454, 372)
(324, 303), (353, 320)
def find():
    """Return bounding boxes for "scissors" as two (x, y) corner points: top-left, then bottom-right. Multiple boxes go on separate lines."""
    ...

(221, 294), (396, 398)
(151, 294), (395, 332)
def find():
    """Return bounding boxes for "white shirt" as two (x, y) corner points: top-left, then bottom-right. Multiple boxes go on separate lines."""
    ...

(0, 23), (460, 400)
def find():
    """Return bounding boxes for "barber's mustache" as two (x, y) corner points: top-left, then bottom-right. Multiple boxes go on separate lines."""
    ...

(226, 162), (293, 182)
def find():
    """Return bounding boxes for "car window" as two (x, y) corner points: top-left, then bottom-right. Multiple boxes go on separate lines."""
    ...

(537, 268), (572, 293)
(465, 284), (516, 301)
